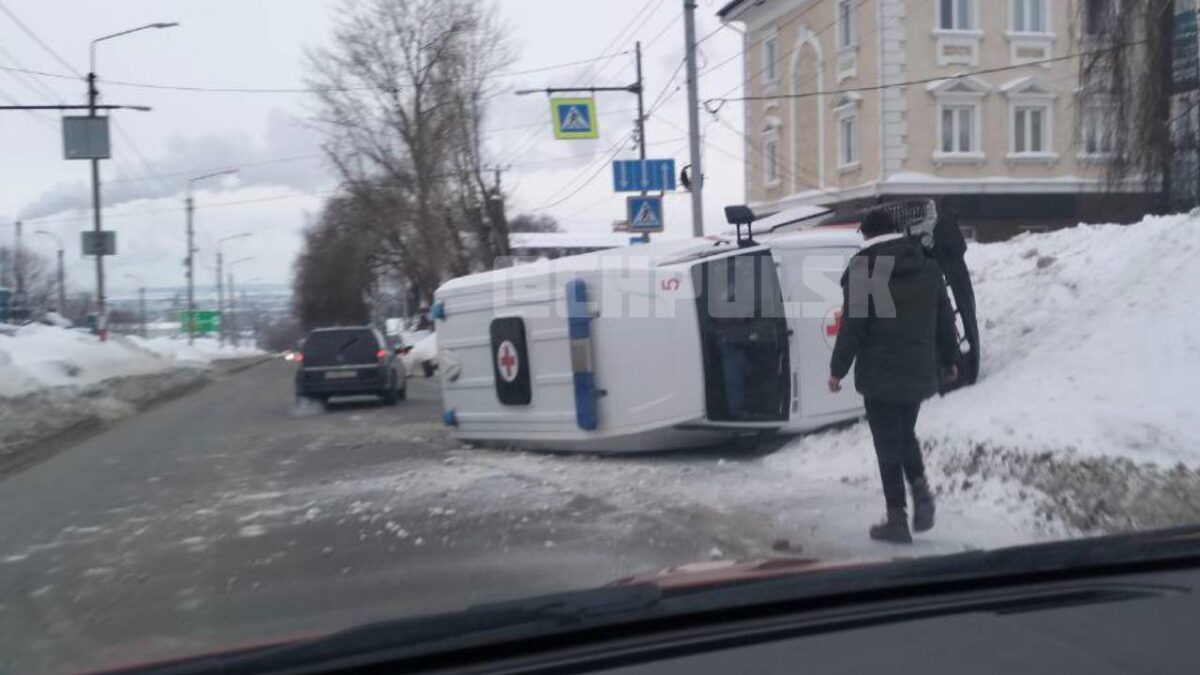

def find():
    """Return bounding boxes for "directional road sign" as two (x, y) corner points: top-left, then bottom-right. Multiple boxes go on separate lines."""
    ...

(551, 98), (599, 139)
(626, 195), (664, 233)
(180, 310), (220, 336)
(612, 158), (676, 192)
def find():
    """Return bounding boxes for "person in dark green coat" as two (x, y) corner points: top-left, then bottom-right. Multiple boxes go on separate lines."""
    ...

(828, 209), (959, 543)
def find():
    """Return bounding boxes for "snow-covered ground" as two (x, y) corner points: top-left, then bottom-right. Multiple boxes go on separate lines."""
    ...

(0, 325), (265, 461)
(0, 325), (262, 398)
(770, 212), (1200, 540)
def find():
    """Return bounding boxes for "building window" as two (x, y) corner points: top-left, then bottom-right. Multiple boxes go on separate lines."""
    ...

(940, 105), (977, 154)
(1002, 75), (1057, 161)
(1011, 0), (1047, 33)
(939, 0), (976, 31)
(837, 0), (857, 49)
(838, 112), (859, 168)
(1013, 105), (1049, 154)
(764, 132), (780, 185)
(764, 36), (778, 83)
(928, 76), (989, 161)
(1080, 102), (1115, 156)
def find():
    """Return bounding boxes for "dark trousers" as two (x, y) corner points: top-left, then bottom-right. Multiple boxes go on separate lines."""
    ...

(863, 398), (926, 510)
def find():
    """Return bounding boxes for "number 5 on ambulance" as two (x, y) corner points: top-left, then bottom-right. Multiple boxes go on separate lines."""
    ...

(430, 200), (978, 453)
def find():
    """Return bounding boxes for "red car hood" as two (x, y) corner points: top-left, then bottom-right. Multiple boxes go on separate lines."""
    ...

(608, 556), (885, 591)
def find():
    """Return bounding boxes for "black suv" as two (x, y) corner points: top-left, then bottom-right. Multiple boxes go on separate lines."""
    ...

(294, 326), (407, 406)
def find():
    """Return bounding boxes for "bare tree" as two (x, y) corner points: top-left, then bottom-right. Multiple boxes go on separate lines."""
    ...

(306, 0), (513, 303)
(292, 195), (376, 329)
(508, 214), (561, 233)
(1076, 0), (1176, 210)
(0, 246), (57, 313)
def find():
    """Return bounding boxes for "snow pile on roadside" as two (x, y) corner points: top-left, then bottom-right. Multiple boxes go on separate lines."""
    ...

(0, 325), (262, 398)
(770, 213), (1200, 533)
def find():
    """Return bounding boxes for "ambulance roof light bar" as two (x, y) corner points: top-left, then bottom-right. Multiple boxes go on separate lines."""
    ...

(724, 204), (758, 248)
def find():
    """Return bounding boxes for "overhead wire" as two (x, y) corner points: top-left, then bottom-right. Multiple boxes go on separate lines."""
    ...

(713, 41), (1150, 104)
(0, 1), (82, 77)
(578, 0), (667, 87)
(0, 50), (639, 94)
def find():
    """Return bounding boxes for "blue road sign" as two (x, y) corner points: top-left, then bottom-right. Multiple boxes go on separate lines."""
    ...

(626, 195), (664, 233)
(612, 159), (676, 192)
(551, 98), (598, 139)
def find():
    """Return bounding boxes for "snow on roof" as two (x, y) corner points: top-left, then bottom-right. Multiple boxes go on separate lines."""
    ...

(509, 232), (633, 250)
(738, 204), (834, 234)
(439, 227), (862, 297)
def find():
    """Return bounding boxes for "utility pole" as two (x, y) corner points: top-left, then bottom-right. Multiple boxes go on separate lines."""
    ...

(86, 22), (177, 339)
(35, 230), (66, 314)
(185, 192), (196, 344)
(185, 169), (238, 345)
(215, 232), (250, 347)
(683, 0), (706, 237)
(216, 250), (224, 346)
(13, 220), (24, 305)
(635, 41), (647, 162)
(86, 70), (106, 338)
(139, 285), (147, 338)
(228, 272), (237, 348)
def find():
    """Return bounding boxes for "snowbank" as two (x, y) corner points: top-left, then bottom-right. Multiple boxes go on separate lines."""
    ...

(0, 325), (262, 398)
(769, 213), (1200, 534)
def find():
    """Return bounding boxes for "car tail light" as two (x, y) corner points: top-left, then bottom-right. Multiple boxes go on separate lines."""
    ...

(294, 352), (303, 364)
(377, 349), (388, 361)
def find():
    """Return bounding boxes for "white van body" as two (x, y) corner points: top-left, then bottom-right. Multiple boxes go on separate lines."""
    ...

(433, 227), (865, 452)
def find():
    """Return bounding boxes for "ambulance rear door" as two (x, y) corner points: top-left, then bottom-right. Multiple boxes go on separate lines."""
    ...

(771, 244), (863, 426)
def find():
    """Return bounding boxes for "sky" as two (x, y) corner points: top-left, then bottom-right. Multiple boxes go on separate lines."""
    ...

(0, 0), (747, 297)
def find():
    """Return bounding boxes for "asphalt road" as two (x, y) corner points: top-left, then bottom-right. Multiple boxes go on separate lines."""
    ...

(0, 360), (717, 675)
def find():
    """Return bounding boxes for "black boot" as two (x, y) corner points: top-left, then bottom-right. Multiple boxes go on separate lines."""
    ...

(869, 508), (913, 544)
(911, 477), (936, 533)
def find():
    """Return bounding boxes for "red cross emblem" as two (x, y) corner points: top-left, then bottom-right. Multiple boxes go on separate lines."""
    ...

(822, 307), (843, 348)
(496, 340), (519, 383)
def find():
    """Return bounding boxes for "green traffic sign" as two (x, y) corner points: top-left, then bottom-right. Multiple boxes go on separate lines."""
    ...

(180, 310), (220, 335)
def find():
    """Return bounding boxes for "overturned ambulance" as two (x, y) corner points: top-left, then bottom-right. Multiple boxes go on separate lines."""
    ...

(432, 200), (978, 452)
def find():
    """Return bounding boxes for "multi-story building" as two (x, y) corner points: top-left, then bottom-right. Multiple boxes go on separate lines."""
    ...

(717, 0), (1150, 241)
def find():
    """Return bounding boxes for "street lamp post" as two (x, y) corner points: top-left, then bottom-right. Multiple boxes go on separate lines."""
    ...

(124, 273), (146, 338)
(241, 277), (264, 349)
(12, 220), (24, 306)
(34, 230), (66, 314)
(89, 22), (178, 341)
(184, 169), (238, 344)
(226, 257), (253, 349)
(216, 233), (251, 347)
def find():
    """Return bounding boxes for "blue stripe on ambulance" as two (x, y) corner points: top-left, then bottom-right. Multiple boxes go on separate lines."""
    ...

(565, 278), (597, 431)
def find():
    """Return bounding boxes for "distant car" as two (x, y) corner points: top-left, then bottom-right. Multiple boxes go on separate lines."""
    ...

(294, 326), (406, 406)
(399, 331), (438, 377)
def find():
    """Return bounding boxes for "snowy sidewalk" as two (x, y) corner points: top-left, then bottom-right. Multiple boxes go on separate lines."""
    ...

(0, 324), (266, 473)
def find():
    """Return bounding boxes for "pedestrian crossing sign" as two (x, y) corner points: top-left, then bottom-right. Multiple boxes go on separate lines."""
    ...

(551, 98), (599, 139)
(626, 195), (664, 233)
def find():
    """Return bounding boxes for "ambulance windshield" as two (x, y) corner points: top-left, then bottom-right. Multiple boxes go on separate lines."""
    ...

(692, 250), (790, 422)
